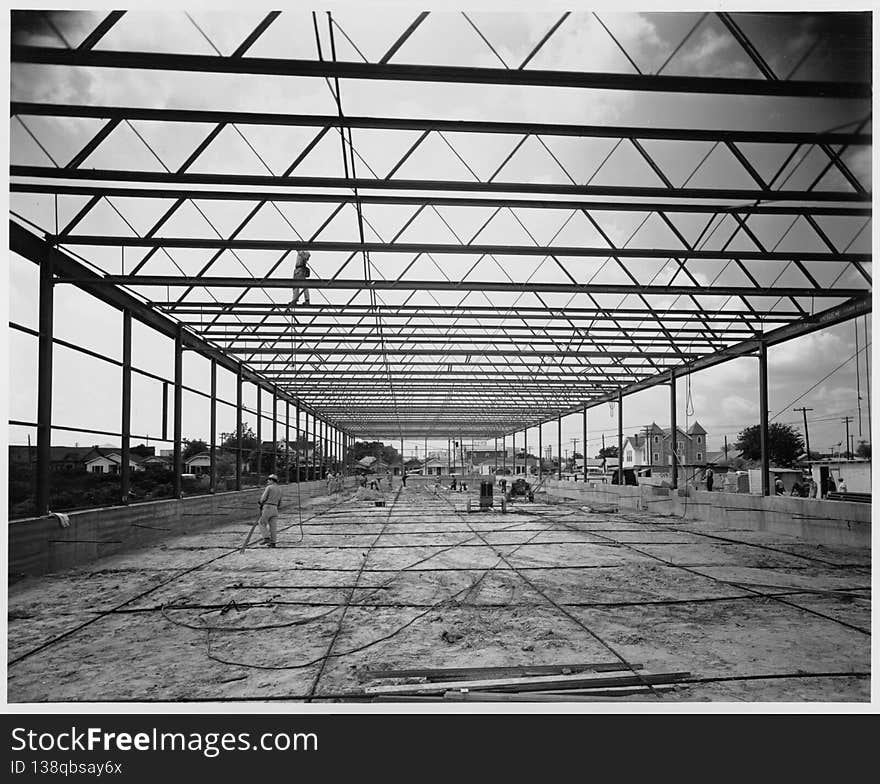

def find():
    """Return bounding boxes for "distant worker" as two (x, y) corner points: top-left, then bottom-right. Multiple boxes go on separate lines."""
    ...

(401, 469), (408, 488)
(774, 475), (785, 495)
(258, 474), (283, 548)
(826, 475), (837, 497)
(290, 250), (312, 307)
(790, 477), (804, 498)
(705, 467), (714, 492)
(807, 477), (818, 498)
(837, 476), (848, 493)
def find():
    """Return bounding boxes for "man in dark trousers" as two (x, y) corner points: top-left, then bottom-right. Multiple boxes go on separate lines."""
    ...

(290, 250), (312, 307)
(258, 473), (283, 548)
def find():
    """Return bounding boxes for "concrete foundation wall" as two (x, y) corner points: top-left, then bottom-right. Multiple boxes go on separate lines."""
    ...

(540, 480), (870, 548)
(8, 480), (350, 578)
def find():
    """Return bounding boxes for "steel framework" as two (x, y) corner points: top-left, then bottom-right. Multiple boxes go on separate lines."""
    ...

(9, 10), (871, 505)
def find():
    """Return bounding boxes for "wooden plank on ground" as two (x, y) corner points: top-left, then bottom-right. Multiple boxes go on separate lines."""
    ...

(364, 670), (690, 696)
(361, 661), (642, 682)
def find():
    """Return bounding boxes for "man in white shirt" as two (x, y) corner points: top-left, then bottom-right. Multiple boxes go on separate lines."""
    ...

(258, 474), (284, 548)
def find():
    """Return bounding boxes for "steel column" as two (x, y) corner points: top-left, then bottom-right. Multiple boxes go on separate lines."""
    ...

(670, 370), (678, 490)
(272, 387), (277, 477)
(538, 424), (542, 481)
(235, 364), (242, 491)
(558, 415), (563, 480)
(36, 245), (54, 515)
(617, 390), (624, 485)
(121, 309), (131, 504)
(295, 401), (301, 482)
(582, 408), (588, 483)
(284, 401), (290, 483)
(173, 324), (183, 498)
(210, 358), (216, 493)
(759, 341), (770, 496)
(255, 386), (262, 477)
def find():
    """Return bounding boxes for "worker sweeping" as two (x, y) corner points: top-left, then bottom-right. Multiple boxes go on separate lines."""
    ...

(258, 473), (283, 548)
(290, 250), (312, 307)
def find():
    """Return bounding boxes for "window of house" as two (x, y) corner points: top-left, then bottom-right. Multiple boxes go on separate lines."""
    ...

(626, 450), (633, 462)
(91, 465), (102, 473)
(109, 464), (118, 475)
(697, 452), (702, 462)
(677, 440), (683, 453)
(697, 436), (702, 444)
(653, 435), (659, 444)
(653, 452), (659, 463)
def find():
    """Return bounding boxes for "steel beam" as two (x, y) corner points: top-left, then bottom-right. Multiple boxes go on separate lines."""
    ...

(12, 46), (869, 97)
(15, 183), (871, 218)
(66, 276), (865, 299)
(16, 166), (869, 202)
(13, 103), (871, 147)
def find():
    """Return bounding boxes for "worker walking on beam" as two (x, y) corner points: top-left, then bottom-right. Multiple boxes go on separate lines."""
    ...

(290, 250), (312, 307)
(258, 473), (283, 548)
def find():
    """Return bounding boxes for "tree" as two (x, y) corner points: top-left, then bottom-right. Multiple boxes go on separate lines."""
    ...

(347, 440), (399, 465)
(220, 424), (257, 456)
(182, 438), (207, 461)
(734, 423), (805, 467)
(856, 440), (871, 458)
(596, 445), (619, 460)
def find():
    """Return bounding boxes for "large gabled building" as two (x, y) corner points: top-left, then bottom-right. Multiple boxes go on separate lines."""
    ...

(621, 421), (709, 470)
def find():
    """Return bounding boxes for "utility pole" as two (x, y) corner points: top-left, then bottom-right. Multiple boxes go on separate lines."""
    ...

(794, 407), (813, 460)
(723, 435), (728, 462)
(842, 416), (853, 458)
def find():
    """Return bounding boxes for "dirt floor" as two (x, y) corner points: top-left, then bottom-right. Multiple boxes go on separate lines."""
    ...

(7, 482), (871, 703)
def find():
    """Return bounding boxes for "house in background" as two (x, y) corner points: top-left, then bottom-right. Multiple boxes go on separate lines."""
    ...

(184, 451), (212, 475)
(423, 457), (447, 476)
(82, 447), (145, 475)
(622, 421), (710, 472)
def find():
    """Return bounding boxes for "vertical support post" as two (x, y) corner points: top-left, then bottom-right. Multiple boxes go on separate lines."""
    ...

(255, 387), (262, 477)
(36, 246), (54, 516)
(557, 415), (562, 480)
(512, 431), (516, 476)
(758, 340), (770, 496)
(502, 435), (506, 474)
(670, 370), (678, 490)
(235, 364), (242, 491)
(295, 401), (301, 482)
(311, 413), (317, 480)
(617, 389), (624, 485)
(173, 324), (183, 498)
(582, 408), (588, 483)
(285, 399), (291, 483)
(121, 308), (131, 504)
(271, 388), (277, 476)
(161, 381), (168, 441)
(538, 423), (543, 480)
(209, 358), (216, 493)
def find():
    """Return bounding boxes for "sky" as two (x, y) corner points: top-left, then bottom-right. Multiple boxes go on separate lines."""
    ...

(5, 7), (874, 463)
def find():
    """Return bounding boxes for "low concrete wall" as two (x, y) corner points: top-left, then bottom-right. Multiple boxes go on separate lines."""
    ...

(9, 480), (352, 579)
(540, 480), (871, 548)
